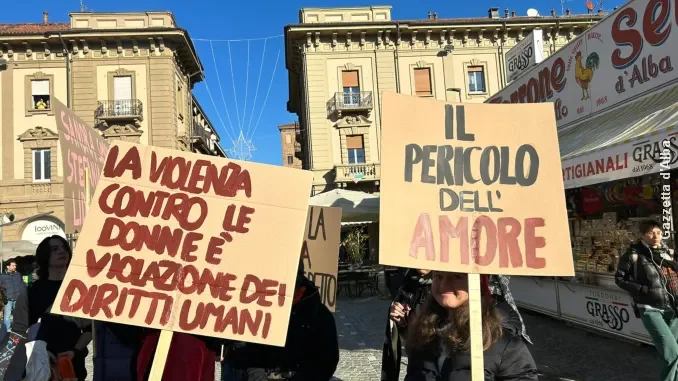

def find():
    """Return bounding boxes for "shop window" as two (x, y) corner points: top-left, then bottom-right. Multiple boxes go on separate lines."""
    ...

(468, 66), (486, 93)
(346, 135), (366, 164)
(342, 70), (360, 106)
(33, 148), (51, 182)
(287, 155), (294, 165)
(414, 68), (433, 96)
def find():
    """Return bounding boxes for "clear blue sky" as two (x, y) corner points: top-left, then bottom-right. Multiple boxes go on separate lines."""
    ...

(3, 0), (601, 165)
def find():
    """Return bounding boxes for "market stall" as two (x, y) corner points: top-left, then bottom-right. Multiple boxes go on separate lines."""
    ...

(485, 0), (678, 345)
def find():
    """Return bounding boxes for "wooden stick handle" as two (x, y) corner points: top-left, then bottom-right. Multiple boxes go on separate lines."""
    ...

(148, 330), (174, 381)
(468, 273), (485, 381)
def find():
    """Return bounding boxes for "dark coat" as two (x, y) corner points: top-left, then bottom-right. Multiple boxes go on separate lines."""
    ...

(381, 269), (432, 381)
(404, 302), (538, 381)
(230, 278), (339, 381)
(0, 273), (26, 301)
(615, 241), (678, 310)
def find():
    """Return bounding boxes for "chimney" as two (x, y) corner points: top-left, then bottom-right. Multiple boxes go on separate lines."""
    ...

(428, 10), (432, 19)
(598, 8), (604, 14)
(511, 10), (517, 17)
(566, 8), (571, 15)
(43, 11), (48, 25)
(505, 8), (509, 17)
(551, 8), (556, 16)
(433, 12), (438, 20)
(488, 7), (500, 19)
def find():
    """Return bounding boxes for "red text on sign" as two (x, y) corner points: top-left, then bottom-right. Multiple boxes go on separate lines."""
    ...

(409, 214), (547, 269)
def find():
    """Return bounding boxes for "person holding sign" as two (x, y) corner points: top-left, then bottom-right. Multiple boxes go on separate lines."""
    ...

(228, 260), (339, 381)
(404, 272), (538, 381)
(615, 220), (678, 381)
(3, 236), (92, 381)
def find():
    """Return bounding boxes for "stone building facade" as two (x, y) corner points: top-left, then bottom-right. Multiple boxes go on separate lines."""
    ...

(0, 11), (226, 243)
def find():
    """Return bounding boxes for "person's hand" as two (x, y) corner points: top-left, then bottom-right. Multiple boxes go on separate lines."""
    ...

(58, 350), (75, 360)
(389, 302), (410, 327)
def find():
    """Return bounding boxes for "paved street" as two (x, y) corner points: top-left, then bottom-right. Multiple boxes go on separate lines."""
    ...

(330, 295), (658, 381)
(85, 295), (660, 381)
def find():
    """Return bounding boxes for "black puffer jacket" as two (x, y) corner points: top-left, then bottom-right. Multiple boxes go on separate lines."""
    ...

(615, 241), (678, 309)
(229, 277), (339, 381)
(404, 302), (538, 381)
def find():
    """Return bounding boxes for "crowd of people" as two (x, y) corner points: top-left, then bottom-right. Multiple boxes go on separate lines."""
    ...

(0, 219), (675, 380)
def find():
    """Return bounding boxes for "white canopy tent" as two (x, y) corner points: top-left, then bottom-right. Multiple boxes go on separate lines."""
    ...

(309, 189), (379, 224)
(0, 240), (38, 262)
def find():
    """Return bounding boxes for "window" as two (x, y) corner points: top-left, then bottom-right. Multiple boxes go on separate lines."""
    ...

(33, 149), (51, 182)
(342, 71), (360, 106)
(468, 66), (486, 93)
(31, 80), (51, 110)
(285, 134), (292, 144)
(113, 76), (133, 115)
(287, 155), (294, 165)
(177, 83), (185, 119)
(346, 135), (365, 164)
(414, 68), (433, 96)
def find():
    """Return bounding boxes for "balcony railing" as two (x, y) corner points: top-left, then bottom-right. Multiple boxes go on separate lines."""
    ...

(95, 99), (143, 121)
(191, 124), (211, 149)
(327, 91), (373, 117)
(334, 163), (380, 183)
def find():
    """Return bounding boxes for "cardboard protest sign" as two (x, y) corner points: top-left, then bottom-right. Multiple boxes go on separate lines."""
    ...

(53, 141), (314, 346)
(301, 206), (342, 311)
(379, 92), (573, 276)
(55, 98), (110, 233)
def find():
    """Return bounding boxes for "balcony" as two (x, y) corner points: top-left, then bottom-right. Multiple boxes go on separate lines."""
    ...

(334, 163), (380, 183)
(95, 99), (143, 124)
(191, 124), (211, 152)
(327, 91), (373, 117)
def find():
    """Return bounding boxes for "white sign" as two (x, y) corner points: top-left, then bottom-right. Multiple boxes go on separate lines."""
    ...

(562, 128), (678, 189)
(21, 219), (66, 244)
(558, 283), (651, 344)
(505, 29), (545, 83)
(488, 0), (678, 130)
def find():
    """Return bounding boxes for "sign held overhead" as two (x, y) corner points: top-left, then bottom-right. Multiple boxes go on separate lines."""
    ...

(379, 93), (573, 276)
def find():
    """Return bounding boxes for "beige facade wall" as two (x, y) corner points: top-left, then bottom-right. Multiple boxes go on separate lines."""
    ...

(286, 7), (601, 194)
(0, 11), (226, 243)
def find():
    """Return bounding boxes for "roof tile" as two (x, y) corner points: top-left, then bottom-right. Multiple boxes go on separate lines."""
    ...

(0, 23), (70, 36)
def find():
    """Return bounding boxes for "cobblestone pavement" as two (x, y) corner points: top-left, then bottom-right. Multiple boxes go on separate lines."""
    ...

(85, 295), (660, 381)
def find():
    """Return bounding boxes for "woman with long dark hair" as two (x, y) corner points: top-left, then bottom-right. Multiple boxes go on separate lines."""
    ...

(4, 235), (92, 381)
(404, 271), (537, 380)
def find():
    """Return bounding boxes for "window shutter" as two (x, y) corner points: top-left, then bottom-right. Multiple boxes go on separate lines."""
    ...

(31, 80), (50, 96)
(342, 71), (359, 88)
(346, 135), (364, 149)
(414, 68), (432, 96)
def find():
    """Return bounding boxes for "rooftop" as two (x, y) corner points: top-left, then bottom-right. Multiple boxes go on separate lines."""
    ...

(0, 22), (70, 35)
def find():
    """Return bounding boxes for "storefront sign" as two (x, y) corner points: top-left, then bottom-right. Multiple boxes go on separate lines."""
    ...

(487, 0), (678, 130)
(562, 128), (678, 188)
(505, 29), (545, 84)
(558, 283), (651, 343)
(21, 219), (66, 244)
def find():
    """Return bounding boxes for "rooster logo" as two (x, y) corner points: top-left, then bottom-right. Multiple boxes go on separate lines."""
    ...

(574, 51), (600, 100)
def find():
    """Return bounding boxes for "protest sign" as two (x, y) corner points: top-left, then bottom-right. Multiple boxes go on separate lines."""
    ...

(53, 141), (314, 346)
(379, 92), (573, 276)
(55, 98), (110, 233)
(301, 206), (342, 311)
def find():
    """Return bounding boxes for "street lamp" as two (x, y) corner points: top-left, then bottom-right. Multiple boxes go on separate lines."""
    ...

(447, 88), (463, 103)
